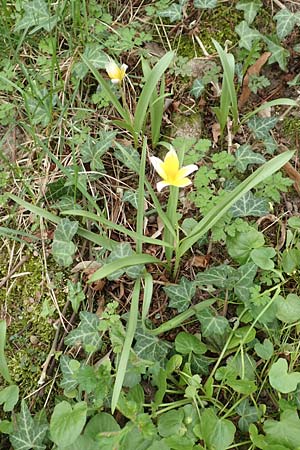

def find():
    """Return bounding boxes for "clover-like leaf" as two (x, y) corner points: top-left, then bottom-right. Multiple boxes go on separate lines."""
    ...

(64, 312), (102, 353)
(164, 277), (196, 312)
(227, 228), (264, 264)
(234, 145), (266, 172)
(269, 358), (300, 393)
(254, 338), (274, 360)
(236, 0), (262, 24)
(10, 400), (48, 450)
(235, 21), (261, 51)
(274, 8), (297, 40)
(236, 399), (261, 432)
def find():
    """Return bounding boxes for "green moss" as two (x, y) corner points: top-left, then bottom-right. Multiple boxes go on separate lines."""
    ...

(0, 252), (67, 396)
(282, 117), (300, 145)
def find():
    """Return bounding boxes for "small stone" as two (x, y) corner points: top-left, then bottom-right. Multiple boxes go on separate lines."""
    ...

(30, 335), (39, 345)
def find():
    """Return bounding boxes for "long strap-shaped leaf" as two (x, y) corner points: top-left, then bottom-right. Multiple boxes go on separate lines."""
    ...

(133, 51), (174, 136)
(0, 320), (12, 383)
(177, 150), (294, 259)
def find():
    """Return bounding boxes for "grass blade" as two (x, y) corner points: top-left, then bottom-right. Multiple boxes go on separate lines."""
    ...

(142, 272), (153, 327)
(0, 320), (12, 384)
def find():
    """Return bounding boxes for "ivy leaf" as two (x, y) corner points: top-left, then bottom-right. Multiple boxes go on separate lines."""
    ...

(196, 264), (237, 289)
(50, 401), (87, 448)
(81, 131), (115, 172)
(231, 191), (269, 217)
(234, 263), (257, 303)
(235, 21), (261, 51)
(234, 145), (266, 172)
(236, 399), (261, 432)
(67, 280), (85, 314)
(274, 8), (297, 40)
(52, 218), (78, 267)
(15, 0), (58, 34)
(275, 294), (300, 323)
(236, 0), (262, 24)
(59, 356), (80, 394)
(190, 353), (212, 375)
(164, 277), (196, 312)
(0, 385), (19, 412)
(10, 400), (48, 450)
(247, 116), (278, 139)
(105, 242), (143, 280)
(263, 37), (290, 71)
(194, 0), (218, 9)
(73, 44), (108, 79)
(196, 309), (231, 350)
(254, 338), (274, 360)
(134, 328), (171, 362)
(158, 3), (183, 22)
(114, 143), (140, 173)
(190, 79), (205, 99)
(64, 312), (102, 353)
(122, 190), (139, 209)
(269, 358), (300, 393)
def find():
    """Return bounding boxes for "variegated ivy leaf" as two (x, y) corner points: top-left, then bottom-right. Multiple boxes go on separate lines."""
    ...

(235, 21), (261, 51)
(158, 3), (183, 22)
(164, 276), (196, 312)
(190, 79), (205, 99)
(194, 0), (217, 9)
(10, 400), (48, 450)
(15, 0), (58, 34)
(73, 44), (108, 79)
(247, 116), (278, 139)
(236, 0), (262, 24)
(122, 190), (139, 209)
(64, 311), (102, 353)
(263, 37), (290, 71)
(105, 242), (143, 280)
(52, 219), (78, 267)
(114, 143), (140, 173)
(274, 8), (298, 40)
(234, 145), (266, 172)
(191, 353), (212, 375)
(59, 356), (80, 393)
(236, 399), (261, 432)
(231, 191), (269, 218)
(196, 309), (231, 340)
(196, 264), (237, 289)
(81, 131), (116, 172)
(134, 328), (171, 362)
(234, 262), (257, 303)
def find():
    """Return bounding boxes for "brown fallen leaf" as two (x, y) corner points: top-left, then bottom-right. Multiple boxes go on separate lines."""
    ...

(238, 52), (271, 109)
(187, 254), (211, 269)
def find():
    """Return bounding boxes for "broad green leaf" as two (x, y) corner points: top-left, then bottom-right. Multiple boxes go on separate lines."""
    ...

(196, 264), (236, 288)
(234, 145), (266, 172)
(84, 413), (120, 439)
(227, 325), (256, 350)
(264, 37), (290, 71)
(190, 79), (205, 99)
(175, 332), (206, 355)
(254, 338), (274, 360)
(274, 8), (297, 40)
(275, 294), (300, 323)
(134, 328), (171, 362)
(50, 401), (87, 448)
(236, 399), (261, 432)
(52, 218), (78, 267)
(194, 0), (217, 8)
(105, 242), (144, 280)
(15, 0), (57, 33)
(250, 247), (276, 270)
(164, 277), (196, 312)
(59, 356), (80, 394)
(234, 263), (257, 302)
(281, 248), (300, 274)
(269, 358), (300, 393)
(197, 309), (231, 345)
(80, 131), (115, 172)
(227, 228), (264, 264)
(57, 435), (96, 450)
(158, 3), (183, 22)
(236, 0), (262, 24)
(227, 378), (257, 395)
(227, 353), (256, 381)
(264, 410), (300, 447)
(199, 408), (236, 450)
(0, 320), (12, 383)
(67, 280), (85, 314)
(231, 191), (269, 217)
(158, 409), (185, 437)
(73, 44), (108, 79)
(235, 21), (261, 51)
(64, 311), (102, 353)
(0, 385), (19, 412)
(10, 400), (48, 450)
(247, 116), (278, 139)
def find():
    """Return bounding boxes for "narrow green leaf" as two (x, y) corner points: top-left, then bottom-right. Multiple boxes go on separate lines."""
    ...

(0, 320), (12, 384)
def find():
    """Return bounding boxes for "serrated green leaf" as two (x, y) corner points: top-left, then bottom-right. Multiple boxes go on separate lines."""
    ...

(247, 116), (278, 139)
(234, 262), (257, 302)
(231, 191), (269, 217)
(190, 79), (205, 99)
(254, 338), (274, 360)
(158, 3), (183, 22)
(64, 312), (102, 353)
(269, 358), (300, 393)
(275, 294), (300, 323)
(234, 145), (266, 172)
(134, 328), (171, 362)
(196, 264), (237, 288)
(236, 0), (262, 24)
(194, 0), (217, 9)
(10, 400), (48, 450)
(164, 277), (196, 312)
(73, 44), (108, 79)
(264, 37), (290, 71)
(235, 21), (261, 51)
(59, 356), (80, 393)
(15, 0), (58, 34)
(50, 401), (87, 448)
(274, 8), (297, 40)
(0, 385), (19, 412)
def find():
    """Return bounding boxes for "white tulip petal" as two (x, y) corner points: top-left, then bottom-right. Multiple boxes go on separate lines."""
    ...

(157, 181), (170, 192)
(177, 164), (198, 178)
(150, 156), (167, 179)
